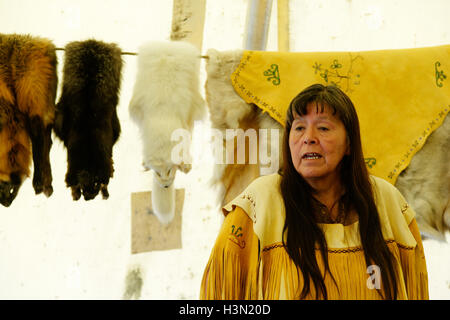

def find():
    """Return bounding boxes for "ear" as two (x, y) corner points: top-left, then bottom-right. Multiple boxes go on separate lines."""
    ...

(142, 162), (150, 171)
(345, 136), (350, 155)
(345, 144), (350, 156)
(178, 163), (192, 174)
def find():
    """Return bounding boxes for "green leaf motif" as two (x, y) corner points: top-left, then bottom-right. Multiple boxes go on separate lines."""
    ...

(364, 157), (377, 168)
(435, 61), (447, 87)
(313, 62), (322, 74)
(312, 55), (362, 93)
(330, 59), (343, 69)
(264, 64), (281, 86)
(231, 225), (243, 237)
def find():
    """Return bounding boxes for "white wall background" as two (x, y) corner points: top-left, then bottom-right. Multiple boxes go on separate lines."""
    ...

(0, 0), (448, 299)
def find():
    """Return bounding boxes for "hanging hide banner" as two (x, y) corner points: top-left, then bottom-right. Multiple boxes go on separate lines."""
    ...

(231, 45), (450, 185)
(54, 39), (123, 201)
(0, 33), (58, 207)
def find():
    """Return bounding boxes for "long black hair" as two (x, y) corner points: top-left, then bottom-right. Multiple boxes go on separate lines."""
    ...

(280, 84), (398, 299)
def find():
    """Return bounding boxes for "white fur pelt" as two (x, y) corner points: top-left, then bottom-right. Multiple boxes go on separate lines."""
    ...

(396, 114), (450, 241)
(129, 41), (205, 224)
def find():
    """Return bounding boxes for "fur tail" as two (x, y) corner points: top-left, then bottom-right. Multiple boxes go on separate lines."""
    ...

(151, 172), (176, 225)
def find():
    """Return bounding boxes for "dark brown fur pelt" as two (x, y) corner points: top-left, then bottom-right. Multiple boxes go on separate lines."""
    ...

(54, 40), (123, 201)
(0, 33), (58, 207)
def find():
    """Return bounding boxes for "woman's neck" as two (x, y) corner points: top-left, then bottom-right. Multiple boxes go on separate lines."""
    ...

(307, 174), (345, 212)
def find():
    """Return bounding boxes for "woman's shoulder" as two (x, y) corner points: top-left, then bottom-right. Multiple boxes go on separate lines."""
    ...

(246, 172), (282, 192)
(225, 173), (286, 246)
(222, 173), (284, 223)
(369, 175), (417, 243)
(369, 175), (407, 205)
(230, 173), (282, 205)
(369, 175), (397, 191)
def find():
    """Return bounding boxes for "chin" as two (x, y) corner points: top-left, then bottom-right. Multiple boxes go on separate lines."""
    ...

(297, 168), (326, 179)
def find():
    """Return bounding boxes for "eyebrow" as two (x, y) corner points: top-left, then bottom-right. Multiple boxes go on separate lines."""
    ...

(293, 115), (333, 122)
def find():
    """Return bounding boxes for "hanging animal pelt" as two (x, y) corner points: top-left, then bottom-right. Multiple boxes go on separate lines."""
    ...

(0, 34), (58, 207)
(129, 41), (205, 185)
(205, 49), (283, 206)
(54, 40), (123, 201)
(129, 40), (205, 224)
(396, 114), (450, 241)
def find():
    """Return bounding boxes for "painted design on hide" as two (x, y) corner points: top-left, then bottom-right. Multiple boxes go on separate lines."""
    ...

(262, 239), (415, 253)
(435, 61), (447, 87)
(229, 224), (245, 248)
(313, 54), (362, 93)
(364, 157), (377, 169)
(232, 51), (284, 122)
(401, 203), (409, 215)
(263, 64), (280, 85)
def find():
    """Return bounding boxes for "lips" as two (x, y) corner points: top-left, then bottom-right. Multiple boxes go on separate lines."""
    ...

(302, 152), (323, 160)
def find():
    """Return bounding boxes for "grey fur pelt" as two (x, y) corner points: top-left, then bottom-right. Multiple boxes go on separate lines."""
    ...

(54, 40), (123, 201)
(396, 114), (450, 241)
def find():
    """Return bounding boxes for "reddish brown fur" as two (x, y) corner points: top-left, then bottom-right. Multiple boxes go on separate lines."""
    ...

(0, 34), (57, 206)
(13, 40), (56, 124)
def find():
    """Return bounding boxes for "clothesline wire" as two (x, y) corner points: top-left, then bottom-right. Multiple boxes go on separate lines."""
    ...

(55, 47), (137, 56)
(55, 47), (209, 59)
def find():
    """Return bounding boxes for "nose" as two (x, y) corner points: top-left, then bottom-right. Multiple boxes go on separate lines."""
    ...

(303, 128), (318, 145)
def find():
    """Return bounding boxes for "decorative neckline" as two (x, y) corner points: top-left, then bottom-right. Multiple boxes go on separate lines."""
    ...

(312, 194), (349, 224)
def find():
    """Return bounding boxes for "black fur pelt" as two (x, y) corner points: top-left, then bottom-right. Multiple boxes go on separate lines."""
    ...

(0, 33), (58, 207)
(54, 40), (123, 201)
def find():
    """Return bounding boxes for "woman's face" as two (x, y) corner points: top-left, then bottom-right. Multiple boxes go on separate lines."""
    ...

(289, 102), (349, 186)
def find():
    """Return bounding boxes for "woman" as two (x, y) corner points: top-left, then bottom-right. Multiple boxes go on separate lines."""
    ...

(200, 84), (428, 300)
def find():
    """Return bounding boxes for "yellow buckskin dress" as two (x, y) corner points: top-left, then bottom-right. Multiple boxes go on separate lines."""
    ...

(200, 173), (429, 300)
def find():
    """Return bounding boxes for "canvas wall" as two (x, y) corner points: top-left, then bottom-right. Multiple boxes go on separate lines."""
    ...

(0, 0), (448, 299)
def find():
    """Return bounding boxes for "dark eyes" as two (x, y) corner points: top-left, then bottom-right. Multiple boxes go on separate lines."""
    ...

(294, 126), (329, 131)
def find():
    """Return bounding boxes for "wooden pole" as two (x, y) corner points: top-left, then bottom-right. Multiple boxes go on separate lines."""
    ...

(277, 0), (290, 52)
(170, 0), (207, 51)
